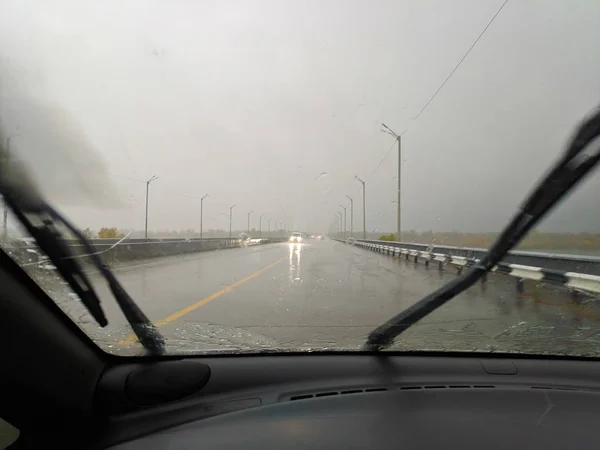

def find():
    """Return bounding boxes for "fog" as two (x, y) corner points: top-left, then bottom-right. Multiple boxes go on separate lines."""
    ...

(1, 0), (599, 235)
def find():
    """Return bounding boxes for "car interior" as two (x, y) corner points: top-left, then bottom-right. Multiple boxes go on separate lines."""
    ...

(1, 4), (599, 448)
(2, 246), (600, 450)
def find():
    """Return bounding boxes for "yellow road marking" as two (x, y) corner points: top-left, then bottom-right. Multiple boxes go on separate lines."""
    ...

(118, 256), (286, 346)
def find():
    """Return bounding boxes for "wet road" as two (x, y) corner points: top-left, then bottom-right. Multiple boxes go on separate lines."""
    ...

(76, 239), (600, 356)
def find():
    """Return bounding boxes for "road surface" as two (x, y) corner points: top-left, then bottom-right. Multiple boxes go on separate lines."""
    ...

(60, 239), (600, 356)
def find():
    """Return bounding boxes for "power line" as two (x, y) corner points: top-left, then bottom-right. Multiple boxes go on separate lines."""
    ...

(413, 0), (509, 121)
(109, 172), (145, 183)
(364, 0), (508, 182)
(368, 128), (407, 179)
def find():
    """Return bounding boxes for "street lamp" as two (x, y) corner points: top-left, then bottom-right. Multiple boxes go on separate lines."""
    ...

(354, 175), (366, 239)
(333, 215), (340, 238)
(345, 194), (354, 237)
(144, 175), (159, 239)
(340, 205), (347, 239)
(200, 193), (209, 238)
(259, 213), (265, 237)
(268, 218), (273, 236)
(229, 204), (236, 237)
(247, 210), (253, 234)
(382, 123), (402, 241)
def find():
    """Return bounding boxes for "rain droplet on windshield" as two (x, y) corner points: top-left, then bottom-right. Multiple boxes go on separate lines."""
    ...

(314, 172), (331, 194)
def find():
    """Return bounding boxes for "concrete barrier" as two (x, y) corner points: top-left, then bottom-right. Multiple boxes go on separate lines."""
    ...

(6, 237), (288, 269)
(67, 237), (288, 265)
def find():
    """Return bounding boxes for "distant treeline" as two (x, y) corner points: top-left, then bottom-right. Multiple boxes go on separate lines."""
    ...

(376, 230), (600, 251)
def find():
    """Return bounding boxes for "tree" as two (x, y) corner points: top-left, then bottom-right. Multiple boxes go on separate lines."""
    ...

(98, 227), (125, 239)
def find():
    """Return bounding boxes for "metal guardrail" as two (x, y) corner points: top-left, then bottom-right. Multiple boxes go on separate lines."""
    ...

(354, 239), (600, 276)
(336, 238), (600, 295)
(8, 236), (288, 268)
(69, 237), (288, 263)
(58, 237), (286, 246)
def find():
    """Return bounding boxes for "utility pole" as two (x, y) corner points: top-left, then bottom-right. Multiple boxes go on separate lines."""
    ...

(144, 175), (159, 239)
(229, 204), (236, 237)
(247, 210), (253, 234)
(345, 195), (353, 237)
(340, 205), (347, 239)
(200, 193), (209, 238)
(259, 213), (265, 237)
(382, 123), (402, 241)
(397, 134), (401, 241)
(354, 175), (366, 239)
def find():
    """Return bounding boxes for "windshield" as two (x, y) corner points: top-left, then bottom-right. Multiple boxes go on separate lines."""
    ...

(0, 1), (599, 357)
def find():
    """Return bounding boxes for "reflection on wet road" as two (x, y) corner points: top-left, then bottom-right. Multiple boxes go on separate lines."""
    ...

(78, 239), (600, 356)
(289, 243), (301, 285)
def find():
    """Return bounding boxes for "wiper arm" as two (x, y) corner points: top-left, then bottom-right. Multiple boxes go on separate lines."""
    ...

(365, 106), (600, 351)
(0, 157), (165, 354)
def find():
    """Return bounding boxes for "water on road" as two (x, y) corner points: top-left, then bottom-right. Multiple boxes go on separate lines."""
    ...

(49, 239), (600, 357)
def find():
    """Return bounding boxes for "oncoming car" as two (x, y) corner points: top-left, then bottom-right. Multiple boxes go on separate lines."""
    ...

(289, 232), (303, 243)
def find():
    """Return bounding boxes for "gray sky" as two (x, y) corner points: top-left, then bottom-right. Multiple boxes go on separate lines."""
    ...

(1, 0), (599, 234)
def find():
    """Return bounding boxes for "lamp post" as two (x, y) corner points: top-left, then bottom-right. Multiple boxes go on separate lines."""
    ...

(144, 175), (159, 239)
(382, 123), (402, 241)
(354, 175), (366, 239)
(247, 210), (253, 234)
(345, 195), (353, 237)
(340, 204), (347, 239)
(259, 213), (265, 237)
(229, 204), (236, 237)
(200, 193), (209, 238)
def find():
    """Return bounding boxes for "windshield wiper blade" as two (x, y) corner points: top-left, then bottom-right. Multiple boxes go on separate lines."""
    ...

(0, 157), (165, 354)
(365, 106), (600, 351)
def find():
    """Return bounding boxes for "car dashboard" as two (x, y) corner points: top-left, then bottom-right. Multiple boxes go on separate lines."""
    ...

(95, 355), (600, 450)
